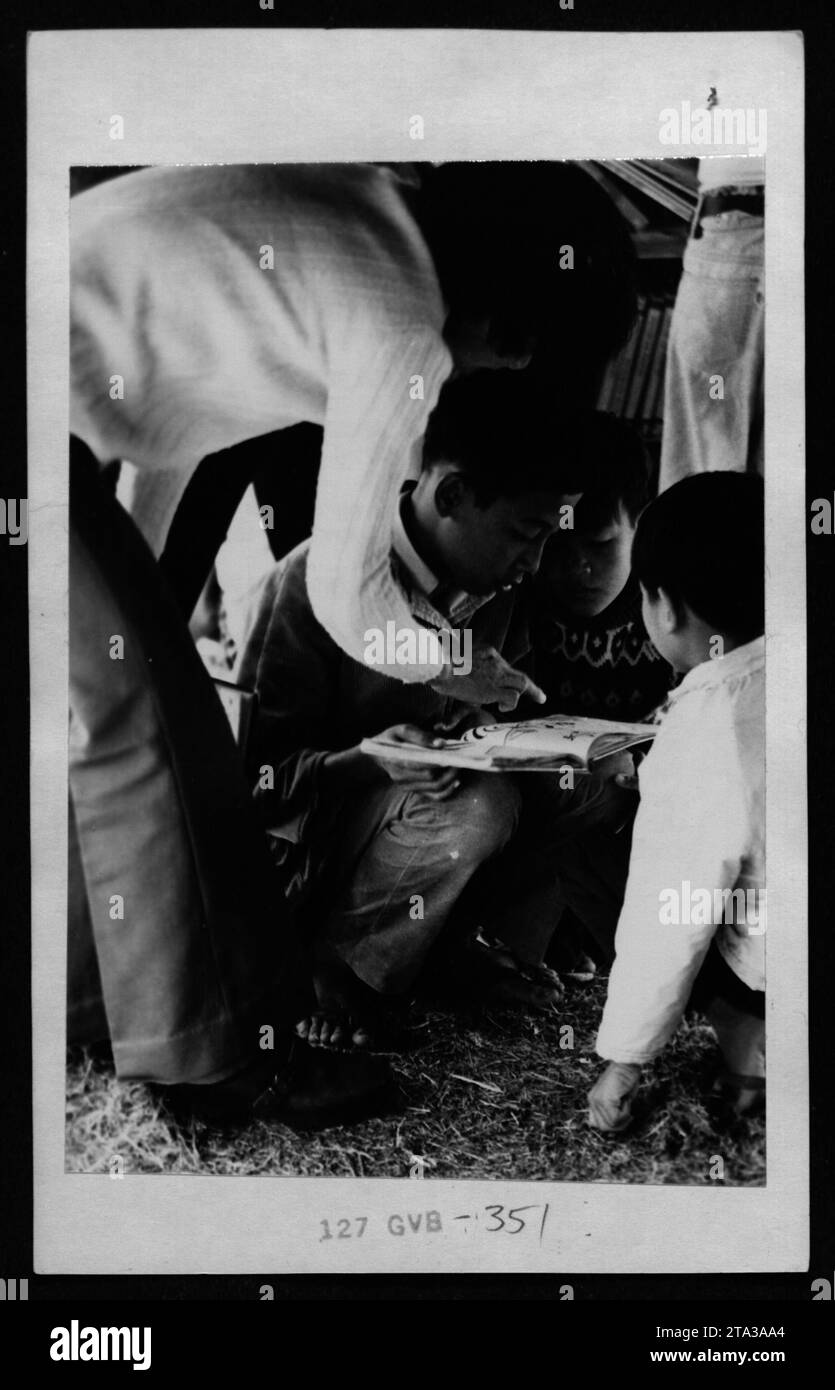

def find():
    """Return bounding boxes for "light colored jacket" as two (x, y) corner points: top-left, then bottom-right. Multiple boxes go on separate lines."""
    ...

(596, 636), (764, 1064)
(71, 163), (452, 681)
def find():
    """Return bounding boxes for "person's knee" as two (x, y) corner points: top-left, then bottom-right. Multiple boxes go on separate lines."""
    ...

(453, 774), (521, 855)
(396, 775), (520, 863)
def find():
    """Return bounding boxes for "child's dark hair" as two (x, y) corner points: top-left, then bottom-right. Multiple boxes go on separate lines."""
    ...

(632, 472), (765, 638)
(422, 370), (586, 505)
(570, 413), (653, 531)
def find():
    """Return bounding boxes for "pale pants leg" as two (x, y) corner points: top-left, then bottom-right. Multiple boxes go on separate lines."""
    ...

(660, 212), (764, 492)
(68, 453), (298, 1083)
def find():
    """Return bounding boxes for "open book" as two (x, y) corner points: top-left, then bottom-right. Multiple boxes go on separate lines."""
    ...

(360, 714), (657, 774)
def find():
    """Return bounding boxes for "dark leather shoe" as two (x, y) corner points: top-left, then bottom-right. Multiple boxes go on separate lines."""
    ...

(153, 1040), (397, 1130)
(253, 1041), (399, 1128)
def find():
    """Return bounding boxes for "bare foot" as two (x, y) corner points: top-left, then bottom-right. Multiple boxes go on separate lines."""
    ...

(304, 956), (427, 1052)
(296, 1011), (372, 1052)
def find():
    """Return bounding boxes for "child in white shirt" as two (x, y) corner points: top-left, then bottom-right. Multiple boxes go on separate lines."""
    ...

(588, 471), (765, 1132)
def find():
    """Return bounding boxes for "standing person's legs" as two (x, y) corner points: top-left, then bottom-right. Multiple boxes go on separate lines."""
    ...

(157, 449), (252, 620)
(156, 424), (322, 622)
(67, 794), (109, 1049)
(69, 444), (301, 1084)
(250, 423), (322, 561)
(155, 426), (323, 661)
(660, 212), (764, 492)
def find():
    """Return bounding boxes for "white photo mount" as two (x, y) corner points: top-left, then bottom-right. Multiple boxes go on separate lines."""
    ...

(28, 26), (806, 1276)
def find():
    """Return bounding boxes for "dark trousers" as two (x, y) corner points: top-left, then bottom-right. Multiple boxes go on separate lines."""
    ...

(688, 944), (765, 1083)
(68, 440), (304, 1083)
(159, 425), (322, 618)
(476, 773), (635, 967)
(689, 940), (765, 1020)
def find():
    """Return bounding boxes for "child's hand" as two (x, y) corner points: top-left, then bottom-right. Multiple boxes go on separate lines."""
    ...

(615, 744), (652, 791)
(370, 723), (461, 800)
(613, 772), (640, 791)
(596, 751), (636, 785)
(588, 1061), (642, 1133)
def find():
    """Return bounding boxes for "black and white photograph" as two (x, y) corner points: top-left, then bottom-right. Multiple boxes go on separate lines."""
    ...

(27, 26), (806, 1275)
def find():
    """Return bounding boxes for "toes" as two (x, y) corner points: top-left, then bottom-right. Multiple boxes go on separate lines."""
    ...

(300, 1010), (374, 1053)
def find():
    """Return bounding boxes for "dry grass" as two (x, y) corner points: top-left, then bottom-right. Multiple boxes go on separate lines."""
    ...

(65, 980), (765, 1185)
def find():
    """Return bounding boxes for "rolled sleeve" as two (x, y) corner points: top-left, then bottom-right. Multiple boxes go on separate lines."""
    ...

(306, 324), (453, 683)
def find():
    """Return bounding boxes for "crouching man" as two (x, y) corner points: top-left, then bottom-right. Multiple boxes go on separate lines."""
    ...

(239, 372), (582, 1047)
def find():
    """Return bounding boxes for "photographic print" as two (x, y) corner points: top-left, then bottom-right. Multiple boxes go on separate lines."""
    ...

(28, 26), (806, 1275)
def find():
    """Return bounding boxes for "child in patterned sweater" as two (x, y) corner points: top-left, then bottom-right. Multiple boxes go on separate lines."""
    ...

(484, 416), (673, 977)
(531, 413), (672, 725)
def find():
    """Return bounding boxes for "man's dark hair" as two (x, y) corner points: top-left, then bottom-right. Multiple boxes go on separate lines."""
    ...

(418, 161), (638, 405)
(569, 412), (653, 532)
(632, 472), (765, 638)
(422, 370), (586, 506)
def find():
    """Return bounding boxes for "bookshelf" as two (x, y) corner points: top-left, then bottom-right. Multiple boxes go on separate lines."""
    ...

(584, 159), (698, 476)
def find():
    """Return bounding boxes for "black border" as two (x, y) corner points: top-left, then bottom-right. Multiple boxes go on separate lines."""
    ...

(3, 0), (833, 1330)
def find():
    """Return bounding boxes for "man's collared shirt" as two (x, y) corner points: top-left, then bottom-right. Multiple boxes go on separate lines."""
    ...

(390, 486), (489, 638)
(236, 538), (523, 863)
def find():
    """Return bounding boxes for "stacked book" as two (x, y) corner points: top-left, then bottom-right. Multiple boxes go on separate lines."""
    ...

(579, 159), (697, 436)
(596, 292), (674, 435)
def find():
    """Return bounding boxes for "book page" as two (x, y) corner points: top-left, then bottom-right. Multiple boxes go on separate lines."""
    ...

(460, 713), (656, 763)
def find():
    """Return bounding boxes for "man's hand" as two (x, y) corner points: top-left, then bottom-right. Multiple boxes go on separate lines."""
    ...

(588, 1061), (642, 1133)
(430, 645), (546, 713)
(367, 723), (461, 800)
